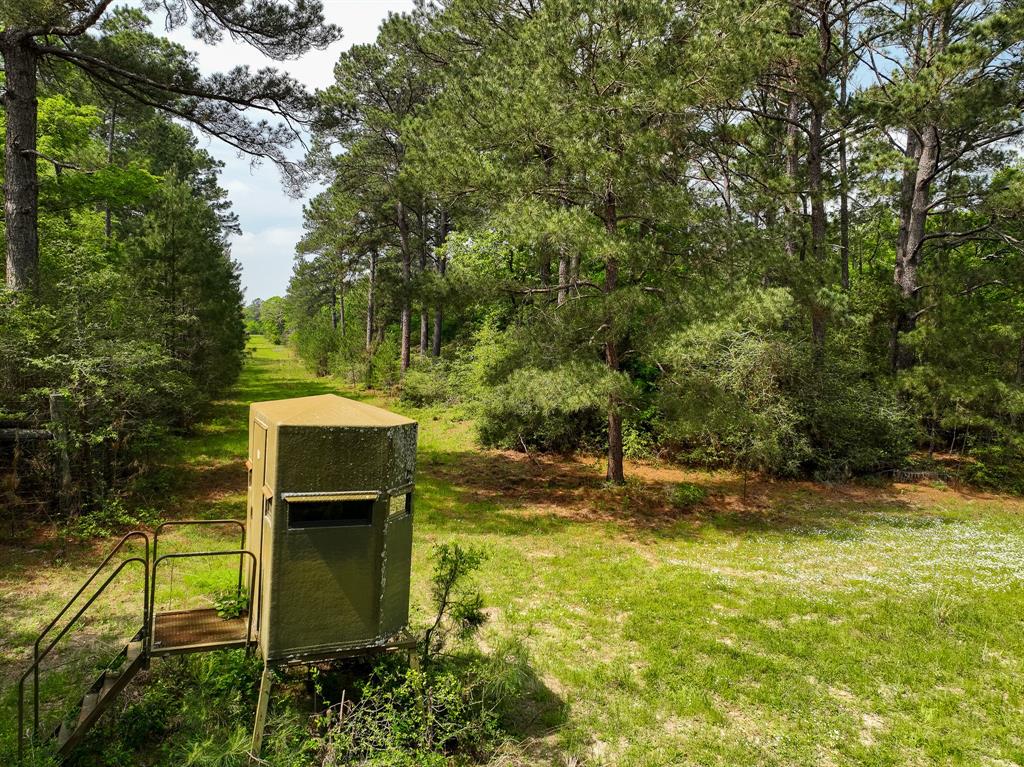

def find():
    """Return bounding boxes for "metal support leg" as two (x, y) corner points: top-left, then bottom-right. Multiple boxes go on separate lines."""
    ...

(249, 663), (272, 765)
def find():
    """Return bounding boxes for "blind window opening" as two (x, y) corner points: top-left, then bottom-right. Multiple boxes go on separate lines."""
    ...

(288, 498), (375, 529)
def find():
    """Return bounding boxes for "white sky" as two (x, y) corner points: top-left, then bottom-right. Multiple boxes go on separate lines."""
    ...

(157, 0), (416, 302)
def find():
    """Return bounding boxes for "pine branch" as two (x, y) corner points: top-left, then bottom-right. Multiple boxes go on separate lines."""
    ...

(20, 0), (117, 38)
(21, 149), (98, 174)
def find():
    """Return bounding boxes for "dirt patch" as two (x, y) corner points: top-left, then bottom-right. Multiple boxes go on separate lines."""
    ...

(424, 447), (982, 534)
(859, 712), (885, 746)
(427, 450), (714, 528)
(180, 459), (247, 502)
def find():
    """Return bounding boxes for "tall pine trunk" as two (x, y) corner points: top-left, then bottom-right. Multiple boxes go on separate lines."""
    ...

(804, 4), (832, 356)
(419, 208), (429, 355)
(839, 130), (850, 291)
(338, 281), (345, 336)
(431, 308), (442, 357)
(419, 311), (429, 355)
(807, 105), (828, 353)
(2, 34), (39, 292)
(784, 97), (802, 261)
(431, 208), (449, 358)
(366, 251), (376, 351)
(891, 125), (939, 371)
(557, 253), (569, 306)
(397, 202), (412, 372)
(400, 301), (411, 371)
(838, 2), (851, 291)
(603, 190), (624, 484)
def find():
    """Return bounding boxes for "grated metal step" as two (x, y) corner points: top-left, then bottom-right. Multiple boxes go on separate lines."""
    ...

(56, 721), (72, 749)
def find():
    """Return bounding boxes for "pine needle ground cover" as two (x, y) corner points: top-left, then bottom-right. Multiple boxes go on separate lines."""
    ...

(3, 337), (1023, 766)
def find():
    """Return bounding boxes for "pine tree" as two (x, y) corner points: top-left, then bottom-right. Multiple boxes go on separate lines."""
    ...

(1, 0), (339, 291)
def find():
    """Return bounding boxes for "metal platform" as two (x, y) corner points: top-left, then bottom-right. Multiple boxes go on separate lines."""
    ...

(150, 608), (254, 655)
(18, 524), (259, 763)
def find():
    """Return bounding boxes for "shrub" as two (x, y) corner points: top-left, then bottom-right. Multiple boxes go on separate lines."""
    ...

(313, 659), (503, 766)
(658, 288), (915, 478)
(962, 442), (1024, 494)
(66, 498), (160, 540)
(475, 363), (619, 453)
(364, 335), (403, 390)
(211, 589), (249, 620)
(421, 543), (488, 668)
(292, 311), (340, 377)
(658, 321), (812, 476)
(399, 365), (453, 407)
(801, 366), (916, 479)
(306, 543), (541, 766)
(622, 420), (656, 460)
(668, 482), (706, 509)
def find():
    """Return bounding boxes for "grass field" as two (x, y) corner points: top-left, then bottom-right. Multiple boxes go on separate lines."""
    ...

(4, 336), (1024, 766)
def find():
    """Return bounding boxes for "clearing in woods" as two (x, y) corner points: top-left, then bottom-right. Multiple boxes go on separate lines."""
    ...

(3, 336), (1024, 765)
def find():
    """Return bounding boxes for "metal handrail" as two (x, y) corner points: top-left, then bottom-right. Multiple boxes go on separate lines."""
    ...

(152, 519), (245, 561)
(17, 556), (148, 764)
(23, 531), (149, 763)
(16, 521), (252, 762)
(34, 531), (150, 660)
(150, 549), (257, 651)
(150, 519), (246, 648)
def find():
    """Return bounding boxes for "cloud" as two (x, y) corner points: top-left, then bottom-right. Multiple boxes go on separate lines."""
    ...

(230, 226), (305, 301)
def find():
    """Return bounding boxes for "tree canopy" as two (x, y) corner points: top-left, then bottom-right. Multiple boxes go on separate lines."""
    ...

(285, 0), (1024, 487)
(2, 0), (340, 290)
(0, 3), (334, 513)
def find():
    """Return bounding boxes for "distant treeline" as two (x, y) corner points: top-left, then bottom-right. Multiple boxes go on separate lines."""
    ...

(276, 0), (1023, 489)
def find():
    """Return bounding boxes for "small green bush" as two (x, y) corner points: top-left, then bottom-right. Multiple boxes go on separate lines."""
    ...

(658, 288), (915, 478)
(422, 543), (488, 668)
(302, 543), (546, 766)
(292, 311), (339, 377)
(478, 402), (606, 454)
(668, 482), (706, 509)
(115, 682), (177, 750)
(622, 420), (656, 460)
(962, 443), (1024, 494)
(362, 335), (403, 389)
(476, 364), (615, 453)
(802, 376), (916, 479)
(66, 498), (160, 540)
(399, 365), (453, 407)
(211, 590), (249, 620)
(312, 659), (502, 765)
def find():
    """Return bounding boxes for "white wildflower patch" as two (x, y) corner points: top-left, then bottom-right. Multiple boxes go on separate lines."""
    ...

(664, 509), (1024, 596)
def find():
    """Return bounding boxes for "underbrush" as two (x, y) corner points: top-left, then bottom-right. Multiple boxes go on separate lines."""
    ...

(73, 651), (262, 767)
(65, 497), (161, 540)
(961, 442), (1024, 495)
(271, 638), (557, 767)
(69, 544), (561, 767)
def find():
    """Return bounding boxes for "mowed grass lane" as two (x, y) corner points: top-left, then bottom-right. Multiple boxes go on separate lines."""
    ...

(4, 336), (1024, 766)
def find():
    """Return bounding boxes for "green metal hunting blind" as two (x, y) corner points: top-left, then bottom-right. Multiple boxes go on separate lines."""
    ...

(246, 394), (418, 662)
(17, 394), (418, 764)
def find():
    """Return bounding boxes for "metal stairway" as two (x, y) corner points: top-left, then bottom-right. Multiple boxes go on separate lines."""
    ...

(16, 521), (256, 764)
(53, 630), (146, 758)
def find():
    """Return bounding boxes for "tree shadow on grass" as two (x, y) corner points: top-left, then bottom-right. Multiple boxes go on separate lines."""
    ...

(416, 447), (948, 543)
(227, 374), (345, 404)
